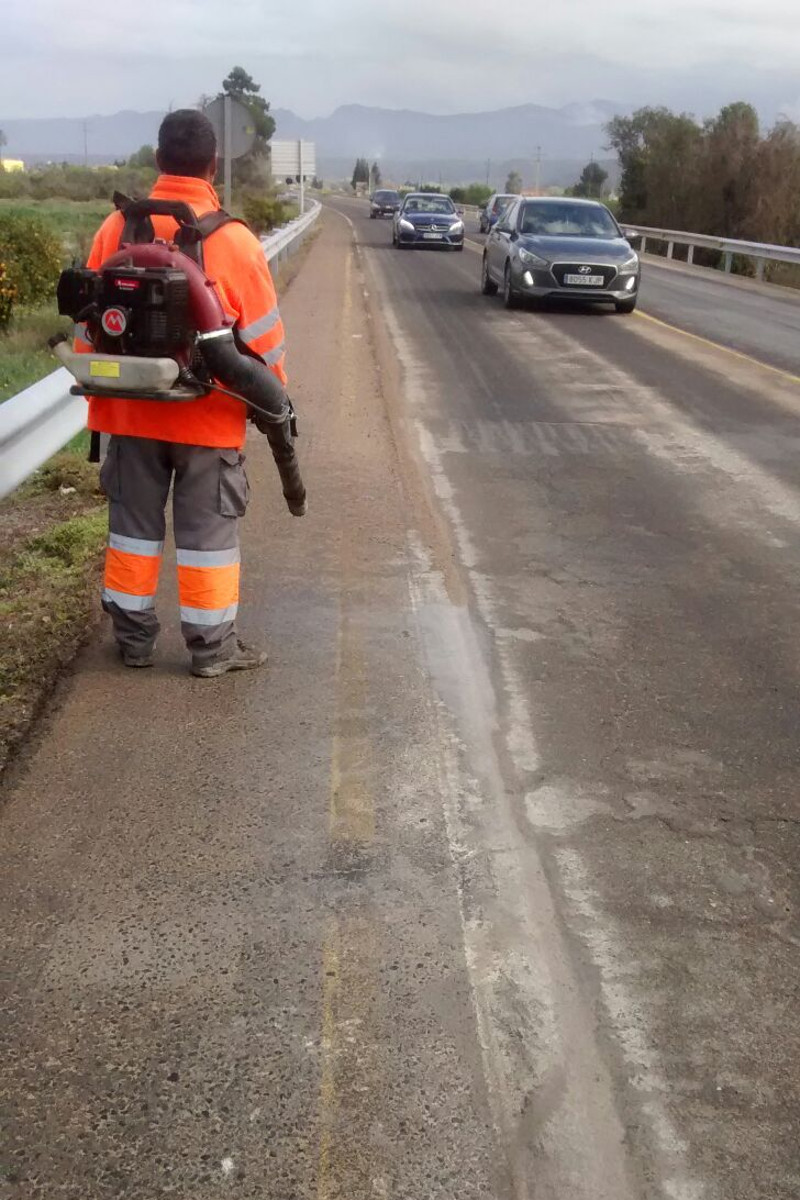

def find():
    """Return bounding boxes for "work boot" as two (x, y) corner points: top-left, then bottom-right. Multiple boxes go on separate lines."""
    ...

(191, 638), (268, 679)
(120, 645), (156, 668)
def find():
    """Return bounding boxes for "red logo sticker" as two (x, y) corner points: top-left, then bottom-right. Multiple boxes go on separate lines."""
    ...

(101, 307), (127, 336)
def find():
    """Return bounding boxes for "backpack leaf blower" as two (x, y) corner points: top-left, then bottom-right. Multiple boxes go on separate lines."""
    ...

(50, 200), (306, 516)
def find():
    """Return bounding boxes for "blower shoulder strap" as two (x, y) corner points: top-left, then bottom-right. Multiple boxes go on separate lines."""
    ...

(111, 194), (247, 268)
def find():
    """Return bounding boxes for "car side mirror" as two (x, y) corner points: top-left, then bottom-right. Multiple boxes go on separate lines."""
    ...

(509, 229), (519, 241)
(457, 207), (465, 216)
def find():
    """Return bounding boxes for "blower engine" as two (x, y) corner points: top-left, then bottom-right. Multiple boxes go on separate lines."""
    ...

(51, 237), (306, 516)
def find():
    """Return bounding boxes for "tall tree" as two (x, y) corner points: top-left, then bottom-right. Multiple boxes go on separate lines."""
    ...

(698, 102), (760, 238)
(351, 158), (370, 190)
(219, 66), (275, 188)
(751, 120), (800, 246)
(606, 107), (702, 225)
(370, 161), (382, 188)
(571, 160), (608, 199)
(505, 169), (523, 193)
(221, 67), (276, 141)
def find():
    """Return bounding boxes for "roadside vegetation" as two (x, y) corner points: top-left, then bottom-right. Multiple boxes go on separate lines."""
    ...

(606, 102), (800, 276)
(0, 457), (107, 773)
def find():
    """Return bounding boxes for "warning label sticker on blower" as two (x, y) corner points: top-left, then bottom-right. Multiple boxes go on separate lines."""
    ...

(89, 361), (121, 379)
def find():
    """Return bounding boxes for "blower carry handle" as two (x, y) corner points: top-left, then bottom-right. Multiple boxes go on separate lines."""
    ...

(113, 194), (203, 249)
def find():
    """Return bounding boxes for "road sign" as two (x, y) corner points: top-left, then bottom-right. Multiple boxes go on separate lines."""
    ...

(203, 95), (258, 210)
(203, 95), (257, 159)
(271, 140), (317, 182)
(270, 140), (317, 218)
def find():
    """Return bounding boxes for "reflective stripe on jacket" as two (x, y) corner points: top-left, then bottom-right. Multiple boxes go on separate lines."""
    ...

(80, 175), (287, 449)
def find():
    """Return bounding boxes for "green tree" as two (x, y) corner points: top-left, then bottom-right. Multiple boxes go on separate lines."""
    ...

(351, 157), (370, 190)
(222, 67), (276, 141)
(220, 66), (276, 189)
(127, 144), (157, 170)
(571, 160), (608, 199)
(370, 161), (382, 188)
(450, 183), (492, 206)
(606, 107), (702, 225)
(505, 169), (523, 193)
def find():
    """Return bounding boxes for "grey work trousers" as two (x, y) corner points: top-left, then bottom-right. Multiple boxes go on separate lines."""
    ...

(99, 435), (249, 665)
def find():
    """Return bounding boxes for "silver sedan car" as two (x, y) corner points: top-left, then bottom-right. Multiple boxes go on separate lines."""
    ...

(481, 196), (641, 313)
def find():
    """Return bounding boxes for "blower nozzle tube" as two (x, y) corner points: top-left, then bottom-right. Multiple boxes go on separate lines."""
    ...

(197, 330), (306, 517)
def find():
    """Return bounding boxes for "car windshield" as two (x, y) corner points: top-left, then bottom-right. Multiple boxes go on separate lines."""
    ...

(375, 191), (399, 202)
(492, 195), (515, 213)
(403, 196), (455, 214)
(519, 202), (620, 239)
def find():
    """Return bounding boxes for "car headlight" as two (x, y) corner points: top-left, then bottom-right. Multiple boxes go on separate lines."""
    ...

(518, 248), (548, 268)
(399, 218), (414, 232)
(449, 220), (464, 234)
(619, 254), (639, 273)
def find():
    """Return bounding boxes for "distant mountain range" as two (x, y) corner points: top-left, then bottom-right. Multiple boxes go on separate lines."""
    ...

(0, 101), (626, 188)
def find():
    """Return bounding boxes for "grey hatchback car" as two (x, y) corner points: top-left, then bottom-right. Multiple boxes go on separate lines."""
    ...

(481, 196), (640, 313)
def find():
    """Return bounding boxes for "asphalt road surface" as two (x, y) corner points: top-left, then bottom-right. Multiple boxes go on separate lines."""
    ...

(2, 204), (799, 1200)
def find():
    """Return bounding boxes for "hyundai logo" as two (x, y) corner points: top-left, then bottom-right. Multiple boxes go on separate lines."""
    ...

(578, 265), (593, 275)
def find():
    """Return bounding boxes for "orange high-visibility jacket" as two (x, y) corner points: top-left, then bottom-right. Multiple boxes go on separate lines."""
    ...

(78, 175), (287, 449)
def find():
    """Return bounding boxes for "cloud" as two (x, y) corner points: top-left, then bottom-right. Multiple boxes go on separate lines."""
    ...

(2, 0), (800, 119)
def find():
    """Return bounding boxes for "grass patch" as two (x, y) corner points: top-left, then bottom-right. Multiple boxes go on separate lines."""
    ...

(0, 301), (69, 402)
(0, 504), (106, 773)
(0, 197), (112, 263)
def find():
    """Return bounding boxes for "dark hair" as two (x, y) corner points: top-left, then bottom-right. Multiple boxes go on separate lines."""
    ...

(157, 109), (217, 177)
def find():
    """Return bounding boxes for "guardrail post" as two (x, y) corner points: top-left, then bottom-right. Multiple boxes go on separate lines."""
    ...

(640, 237), (647, 254)
(687, 245), (695, 265)
(723, 251), (733, 273)
(755, 258), (766, 282)
(667, 241), (674, 260)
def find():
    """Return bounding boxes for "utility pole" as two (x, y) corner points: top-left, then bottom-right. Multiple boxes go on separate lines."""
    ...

(83, 121), (88, 167)
(486, 158), (491, 187)
(534, 146), (542, 196)
(223, 93), (232, 211)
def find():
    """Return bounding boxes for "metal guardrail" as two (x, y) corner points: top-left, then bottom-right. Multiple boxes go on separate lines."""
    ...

(621, 223), (800, 281)
(0, 200), (322, 501)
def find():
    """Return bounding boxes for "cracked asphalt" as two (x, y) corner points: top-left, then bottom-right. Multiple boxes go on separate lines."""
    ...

(2, 204), (800, 1200)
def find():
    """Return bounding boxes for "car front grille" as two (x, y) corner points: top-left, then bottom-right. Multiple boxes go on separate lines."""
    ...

(552, 263), (618, 288)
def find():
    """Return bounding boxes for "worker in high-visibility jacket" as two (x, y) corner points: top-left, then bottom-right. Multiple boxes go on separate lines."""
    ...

(79, 109), (288, 677)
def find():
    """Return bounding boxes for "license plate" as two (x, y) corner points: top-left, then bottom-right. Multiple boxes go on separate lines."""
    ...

(563, 273), (604, 286)
(423, 232), (444, 240)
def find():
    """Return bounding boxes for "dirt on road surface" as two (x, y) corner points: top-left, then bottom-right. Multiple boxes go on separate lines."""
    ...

(2, 206), (799, 1200)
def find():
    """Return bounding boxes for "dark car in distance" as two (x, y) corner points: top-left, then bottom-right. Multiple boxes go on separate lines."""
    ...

(479, 192), (519, 234)
(370, 189), (401, 218)
(392, 193), (465, 250)
(481, 196), (641, 313)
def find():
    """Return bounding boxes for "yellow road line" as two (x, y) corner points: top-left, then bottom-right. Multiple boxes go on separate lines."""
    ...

(318, 237), (382, 1199)
(634, 308), (800, 386)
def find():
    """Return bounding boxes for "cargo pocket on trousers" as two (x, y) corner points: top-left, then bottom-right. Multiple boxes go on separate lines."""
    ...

(219, 449), (250, 517)
(99, 438), (121, 501)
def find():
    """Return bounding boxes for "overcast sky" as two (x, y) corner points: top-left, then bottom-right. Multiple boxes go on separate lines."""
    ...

(3, 0), (800, 121)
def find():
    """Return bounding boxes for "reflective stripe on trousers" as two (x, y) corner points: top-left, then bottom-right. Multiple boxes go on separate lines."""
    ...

(102, 533), (164, 613)
(176, 546), (240, 628)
